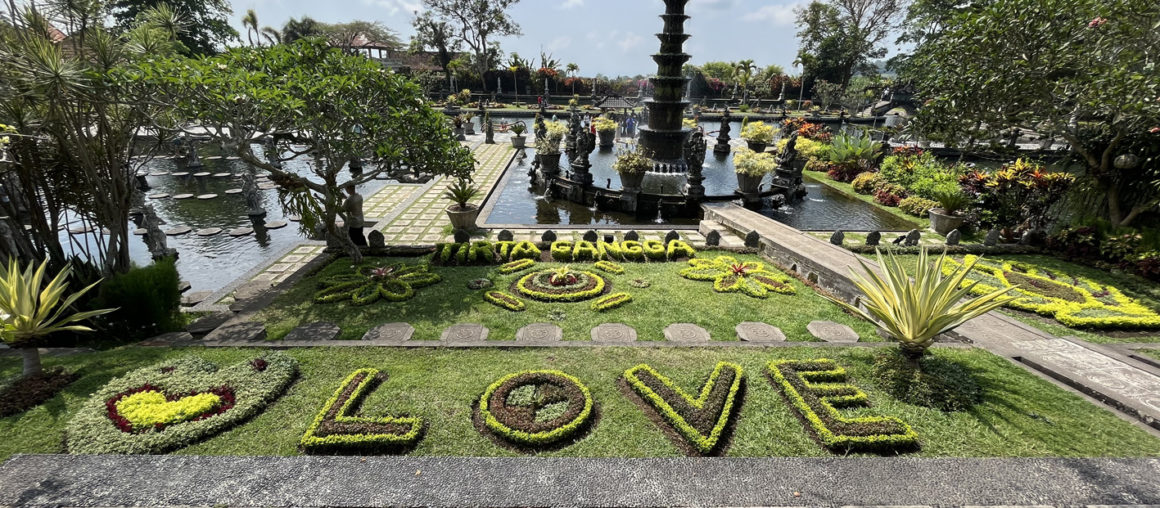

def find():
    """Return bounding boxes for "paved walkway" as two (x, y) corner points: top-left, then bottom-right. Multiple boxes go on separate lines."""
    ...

(1, 454), (1157, 507)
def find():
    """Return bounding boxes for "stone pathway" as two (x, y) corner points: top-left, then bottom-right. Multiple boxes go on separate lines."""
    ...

(248, 244), (327, 285)
(2, 454), (1157, 507)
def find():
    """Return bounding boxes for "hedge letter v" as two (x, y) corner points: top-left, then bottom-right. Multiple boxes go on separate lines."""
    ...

(300, 368), (424, 454)
(623, 362), (744, 455)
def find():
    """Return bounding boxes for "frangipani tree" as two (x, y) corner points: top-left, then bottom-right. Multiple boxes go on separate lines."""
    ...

(129, 39), (475, 262)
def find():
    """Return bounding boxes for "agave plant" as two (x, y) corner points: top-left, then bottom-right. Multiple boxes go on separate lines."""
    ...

(827, 249), (1016, 361)
(0, 259), (116, 376)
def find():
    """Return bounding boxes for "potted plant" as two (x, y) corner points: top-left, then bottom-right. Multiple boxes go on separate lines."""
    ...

(929, 186), (971, 235)
(740, 120), (774, 153)
(463, 112), (476, 135)
(732, 147), (776, 195)
(452, 115), (465, 140)
(536, 121), (567, 176)
(510, 121), (527, 149)
(443, 178), (480, 231)
(594, 116), (617, 148)
(612, 143), (651, 192)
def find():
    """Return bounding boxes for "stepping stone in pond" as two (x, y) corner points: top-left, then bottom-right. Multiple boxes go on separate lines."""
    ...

(148, 193), (169, 199)
(186, 311), (232, 335)
(440, 323), (488, 343)
(663, 323), (711, 343)
(227, 227), (253, 237)
(736, 322), (786, 342)
(164, 226), (192, 236)
(132, 228), (147, 236)
(204, 321), (266, 342)
(149, 171), (170, 176)
(178, 281), (192, 292)
(362, 322), (414, 343)
(212, 172), (233, 178)
(258, 183), (278, 190)
(806, 320), (860, 343)
(67, 226), (93, 234)
(101, 228), (111, 235)
(195, 227), (222, 236)
(591, 323), (637, 342)
(173, 193), (194, 199)
(516, 323), (563, 342)
(263, 220), (287, 229)
(287, 214), (302, 222)
(171, 172), (190, 177)
(180, 290), (213, 306)
(196, 194), (218, 200)
(193, 172), (212, 177)
(284, 321), (341, 341)
(224, 188), (244, 194)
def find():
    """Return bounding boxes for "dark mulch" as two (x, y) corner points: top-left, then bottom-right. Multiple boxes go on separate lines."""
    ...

(0, 368), (78, 418)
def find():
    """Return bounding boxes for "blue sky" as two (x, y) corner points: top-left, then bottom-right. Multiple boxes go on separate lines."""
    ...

(232, 0), (816, 77)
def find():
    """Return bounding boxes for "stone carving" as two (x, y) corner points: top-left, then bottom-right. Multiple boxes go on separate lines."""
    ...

(829, 230), (844, 246)
(705, 230), (721, 246)
(744, 230), (761, 248)
(904, 229), (921, 247)
(984, 228), (1000, 247)
(946, 229), (961, 246)
(241, 172), (266, 217)
(498, 229), (514, 242)
(368, 230), (385, 249)
(866, 231), (881, 246)
(714, 109), (732, 154)
(684, 129), (708, 200)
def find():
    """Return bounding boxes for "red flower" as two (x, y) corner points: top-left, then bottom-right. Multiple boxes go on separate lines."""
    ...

(1150, 127), (1160, 134)
(1088, 17), (1107, 28)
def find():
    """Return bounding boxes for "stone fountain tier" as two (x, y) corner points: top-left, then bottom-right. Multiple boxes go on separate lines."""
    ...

(638, 124), (692, 161)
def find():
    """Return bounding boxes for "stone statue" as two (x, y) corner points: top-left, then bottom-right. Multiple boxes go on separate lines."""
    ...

(714, 109), (732, 154)
(141, 203), (175, 259)
(685, 130), (708, 200)
(565, 109), (581, 156)
(776, 131), (799, 167)
(572, 128), (597, 186)
(242, 171), (266, 217)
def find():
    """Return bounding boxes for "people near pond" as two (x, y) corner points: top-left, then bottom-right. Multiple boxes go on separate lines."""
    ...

(343, 185), (366, 247)
(625, 115), (637, 137)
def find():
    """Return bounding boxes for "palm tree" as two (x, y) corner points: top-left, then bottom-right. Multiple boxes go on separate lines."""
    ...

(733, 59), (757, 102)
(566, 62), (579, 94)
(242, 9), (259, 46)
(260, 26), (282, 46)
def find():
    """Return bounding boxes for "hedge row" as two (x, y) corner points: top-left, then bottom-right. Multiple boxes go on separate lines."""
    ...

(767, 359), (919, 453)
(623, 362), (743, 455)
(680, 256), (797, 298)
(591, 292), (632, 312)
(515, 270), (607, 302)
(67, 353), (298, 454)
(484, 290), (526, 311)
(433, 240), (697, 266)
(478, 370), (595, 447)
(300, 368), (424, 454)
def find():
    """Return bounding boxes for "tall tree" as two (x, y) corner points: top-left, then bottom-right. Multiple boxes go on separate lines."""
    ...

(909, 0), (1160, 226)
(321, 20), (401, 54)
(795, 0), (904, 89)
(411, 10), (460, 92)
(420, 0), (522, 84)
(107, 0), (236, 55)
(282, 16), (322, 43)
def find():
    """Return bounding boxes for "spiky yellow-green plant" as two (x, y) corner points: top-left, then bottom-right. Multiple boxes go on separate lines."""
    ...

(827, 249), (1016, 360)
(0, 259), (115, 376)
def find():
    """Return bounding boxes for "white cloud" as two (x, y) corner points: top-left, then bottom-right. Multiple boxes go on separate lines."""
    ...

(560, 0), (584, 8)
(617, 32), (644, 52)
(744, 3), (802, 26)
(361, 0), (422, 16)
(547, 36), (573, 52)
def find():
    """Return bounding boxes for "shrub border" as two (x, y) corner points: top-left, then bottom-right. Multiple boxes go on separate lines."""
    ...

(478, 370), (595, 446)
(623, 362), (743, 455)
(484, 290), (527, 311)
(300, 368), (424, 454)
(591, 292), (632, 311)
(515, 270), (607, 302)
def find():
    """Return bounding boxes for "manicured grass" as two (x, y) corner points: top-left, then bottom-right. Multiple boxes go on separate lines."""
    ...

(255, 251), (880, 342)
(1, 346), (1158, 460)
(1140, 349), (1160, 362)
(872, 252), (1160, 344)
(804, 171), (928, 230)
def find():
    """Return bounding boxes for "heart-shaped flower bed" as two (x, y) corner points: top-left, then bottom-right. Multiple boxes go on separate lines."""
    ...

(68, 353), (297, 454)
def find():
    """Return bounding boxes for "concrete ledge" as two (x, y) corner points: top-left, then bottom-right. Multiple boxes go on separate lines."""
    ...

(1, 454), (1158, 507)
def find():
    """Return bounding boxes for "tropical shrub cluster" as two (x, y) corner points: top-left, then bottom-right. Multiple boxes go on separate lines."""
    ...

(679, 256), (796, 299)
(313, 263), (442, 305)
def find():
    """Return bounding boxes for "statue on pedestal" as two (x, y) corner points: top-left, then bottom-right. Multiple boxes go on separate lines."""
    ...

(685, 130), (708, 201)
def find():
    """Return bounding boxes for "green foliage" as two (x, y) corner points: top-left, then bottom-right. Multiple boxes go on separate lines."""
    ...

(499, 259), (536, 274)
(0, 259), (114, 349)
(961, 159), (1075, 230)
(515, 269), (606, 302)
(740, 121), (775, 144)
(612, 143), (652, 175)
(300, 368), (424, 454)
(680, 256), (797, 298)
(829, 249), (1017, 358)
(851, 172), (885, 194)
(536, 121), (567, 155)
(898, 196), (939, 217)
(623, 362), (743, 455)
(478, 370), (594, 447)
(593, 116), (617, 133)
(108, 0), (238, 56)
(871, 351), (982, 412)
(768, 359), (919, 453)
(795, 0), (902, 88)
(443, 179), (479, 209)
(591, 292), (632, 312)
(666, 240), (698, 260)
(484, 291), (526, 311)
(593, 261), (624, 274)
(312, 263), (441, 305)
(91, 258), (181, 340)
(732, 147), (777, 176)
(66, 353), (298, 454)
(931, 186), (971, 214)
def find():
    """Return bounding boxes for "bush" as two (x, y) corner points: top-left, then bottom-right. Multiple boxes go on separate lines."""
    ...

(740, 121), (775, 144)
(870, 351), (982, 412)
(1047, 226), (1101, 260)
(91, 258), (181, 339)
(898, 196), (939, 217)
(777, 136), (826, 161)
(874, 184), (907, 206)
(300, 368), (424, 454)
(851, 172), (884, 194)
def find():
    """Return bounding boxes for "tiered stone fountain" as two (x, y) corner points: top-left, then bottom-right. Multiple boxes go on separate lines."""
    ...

(638, 0), (693, 173)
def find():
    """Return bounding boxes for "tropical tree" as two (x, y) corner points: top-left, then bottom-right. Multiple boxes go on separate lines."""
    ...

(107, 0), (237, 55)
(321, 20), (401, 54)
(795, 0), (904, 89)
(420, 0), (522, 83)
(411, 9), (461, 92)
(0, 0), (184, 273)
(131, 39), (476, 263)
(908, 0), (1160, 226)
(241, 9), (258, 46)
(0, 259), (115, 377)
(282, 16), (322, 43)
(566, 62), (579, 94)
(732, 59), (757, 101)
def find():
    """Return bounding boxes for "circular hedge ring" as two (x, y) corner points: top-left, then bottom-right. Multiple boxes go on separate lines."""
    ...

(514, 270), (607, 302)
(479, 370), (594, 446)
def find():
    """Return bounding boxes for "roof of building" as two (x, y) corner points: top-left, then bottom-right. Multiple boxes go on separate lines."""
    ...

(593, 95), (640, 109)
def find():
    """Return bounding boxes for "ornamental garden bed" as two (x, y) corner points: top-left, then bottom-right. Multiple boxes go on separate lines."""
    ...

(2, 346), (1159, 460)
(256, 249), (875, 342)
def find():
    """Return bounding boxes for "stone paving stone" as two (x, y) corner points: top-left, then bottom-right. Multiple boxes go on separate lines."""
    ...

(663, 323), (711, 342)
(284, 321), (340, 341)
(137, 331), (194, 346)
(441, 323), (488, 343)
(180, 290), (213, 307)
(361, 322), (415, 343)
(591, 323), (637, 342)
(736, 322), (786, 342)
(204, 321), (266, 342)
(515, 323), (563, 342)
(807, 320), (860, 343)
(186, 312), (234, 335)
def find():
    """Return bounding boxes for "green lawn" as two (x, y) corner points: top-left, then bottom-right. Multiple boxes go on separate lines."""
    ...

(873, 252), (1160, 344)
(2, 345), (1158, 460)
(256, 251), (880, 342)
(804, 171), (928, 230)
(1140, 349), (1160, 362)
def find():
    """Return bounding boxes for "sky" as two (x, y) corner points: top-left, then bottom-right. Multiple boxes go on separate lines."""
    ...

(230, 0), (815, 77)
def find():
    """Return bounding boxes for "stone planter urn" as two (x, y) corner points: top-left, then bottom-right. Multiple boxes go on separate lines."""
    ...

(446, 203), (480, 231)
(929, 208), (966, 236)
(736, 172), (764, 195)
(539, 153), (562, 177)
(746, 141), (768, 153)
(454, 127), (465, 141)
(619, 171), (645, 192)
(598, 130), (616, 148)
(464, 122), (476, 135)
(511, 135), (526, 149)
